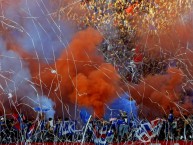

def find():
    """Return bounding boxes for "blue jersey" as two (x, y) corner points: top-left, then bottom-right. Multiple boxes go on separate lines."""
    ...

(40, 120), (46, 130)
(168, 114), (174, 123)
(117, 119), (125, 125)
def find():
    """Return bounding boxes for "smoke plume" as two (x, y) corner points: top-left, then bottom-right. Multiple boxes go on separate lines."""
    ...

(0, 0), (121, 118)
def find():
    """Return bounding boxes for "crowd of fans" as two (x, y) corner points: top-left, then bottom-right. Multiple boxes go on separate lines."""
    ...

(1, 0), (192, 143)
(59, 0), (191, 84)
(1, 0), (193, 144)
(62, 0), (188, 83)
(49, 0), (176, 85)
(78, 0), (141, 83)
(0, 110), (193, 144)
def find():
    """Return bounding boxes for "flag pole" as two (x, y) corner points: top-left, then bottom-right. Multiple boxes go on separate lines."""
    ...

(81, 115), (92, 145)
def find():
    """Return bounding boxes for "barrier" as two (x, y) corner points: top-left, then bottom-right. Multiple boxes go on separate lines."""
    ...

(5, 141), (193, 145)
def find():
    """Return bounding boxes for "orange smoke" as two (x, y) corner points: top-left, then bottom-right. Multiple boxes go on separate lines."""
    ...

(0, 0), (121, 118)
(129, 0), (193, 117)
(129, 67), (190, 118)
(1, 0), (193, 119)
(70, 63), (120, 117)
(0, 27), (121, 117)
(32, 28), (120, 117)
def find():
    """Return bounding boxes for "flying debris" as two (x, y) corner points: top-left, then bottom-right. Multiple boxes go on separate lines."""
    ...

(0, 0), (192, 144)
(8, 93), (13, 99)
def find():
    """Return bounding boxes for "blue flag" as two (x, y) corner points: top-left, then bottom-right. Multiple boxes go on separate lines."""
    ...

(80, 108), (91, 124)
